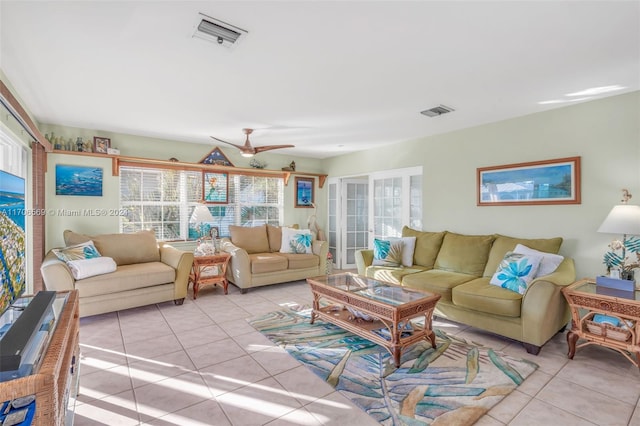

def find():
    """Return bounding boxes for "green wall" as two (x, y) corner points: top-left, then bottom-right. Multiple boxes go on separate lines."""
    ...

(40, 124), (327, 250)
(321, 91), (640, 279)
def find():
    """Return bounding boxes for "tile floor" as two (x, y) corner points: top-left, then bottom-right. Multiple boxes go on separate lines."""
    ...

(75, 279), (640, 425)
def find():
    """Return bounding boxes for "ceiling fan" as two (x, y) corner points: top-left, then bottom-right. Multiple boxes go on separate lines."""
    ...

(211, 128), (294, 157)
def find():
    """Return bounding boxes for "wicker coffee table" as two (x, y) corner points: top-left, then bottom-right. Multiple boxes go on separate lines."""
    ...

(307, 273), (441, 367)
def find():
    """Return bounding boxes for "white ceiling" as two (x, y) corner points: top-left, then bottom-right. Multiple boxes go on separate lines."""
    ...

(1, 1), (638, 159)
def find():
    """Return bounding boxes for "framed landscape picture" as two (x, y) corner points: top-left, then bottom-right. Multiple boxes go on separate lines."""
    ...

(55, 164), (103, 196)
(295, 177), (314, 208)
(203, 172), (229, 204)
(477, 156), (581, 206)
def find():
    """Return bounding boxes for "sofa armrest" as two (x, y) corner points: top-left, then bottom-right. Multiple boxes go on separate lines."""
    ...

(40, 251), (75, 292)
(520, 257), (576, 346)
(355, 249), (374, 275)
(220, 238), (251, 287)
(313, 240), (329, 272)
(160, 244), (194, 300)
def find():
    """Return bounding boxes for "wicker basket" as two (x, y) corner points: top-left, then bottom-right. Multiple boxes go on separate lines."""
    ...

(585, 320), (632, 342)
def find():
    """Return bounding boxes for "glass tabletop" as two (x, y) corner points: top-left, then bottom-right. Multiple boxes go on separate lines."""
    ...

(310, 273), (433, 306)
(574, 281), (640, 301)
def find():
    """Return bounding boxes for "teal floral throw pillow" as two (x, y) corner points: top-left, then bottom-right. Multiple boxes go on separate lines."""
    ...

(372, 238), (404, 267)
(489, 251), (542, 294)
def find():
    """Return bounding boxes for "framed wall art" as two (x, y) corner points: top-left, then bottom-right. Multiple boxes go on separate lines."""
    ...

(203, 172), (229, 204)
(55, 164), (103, 196)
(295, 177), (314, 208)
(477, 156), (581, 206)
(93, 137), (111, 154)
(200, 147), (234, 166)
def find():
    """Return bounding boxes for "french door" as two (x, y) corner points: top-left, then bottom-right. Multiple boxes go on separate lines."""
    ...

(327, 166), (422, 270)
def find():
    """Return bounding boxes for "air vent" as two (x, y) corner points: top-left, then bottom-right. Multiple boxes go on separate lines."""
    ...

(420, 105), (455, 117)
(192, 13), (247, 48)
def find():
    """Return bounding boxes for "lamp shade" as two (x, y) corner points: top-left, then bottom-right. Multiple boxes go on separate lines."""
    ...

(597, 205), (640, 235)
(190, 205), (215, 225)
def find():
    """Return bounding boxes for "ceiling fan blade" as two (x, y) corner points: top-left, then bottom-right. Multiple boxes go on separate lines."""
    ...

(210, 136), (248, 151)
(254, 144), (295, 154)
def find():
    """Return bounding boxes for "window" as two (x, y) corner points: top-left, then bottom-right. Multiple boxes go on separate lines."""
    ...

(119, 167), (283, 240)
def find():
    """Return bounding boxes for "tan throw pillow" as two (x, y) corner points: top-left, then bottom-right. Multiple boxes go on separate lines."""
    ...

(229, 224), (270, 254)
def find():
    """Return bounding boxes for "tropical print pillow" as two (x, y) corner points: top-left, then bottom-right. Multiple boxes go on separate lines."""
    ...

(489, 251), (542, 294)
(372, 238), (404, 267)
(286, 232), (313, 254)
(52, 241), (101, 263)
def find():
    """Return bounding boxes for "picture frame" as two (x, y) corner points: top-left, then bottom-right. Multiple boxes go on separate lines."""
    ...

(200, 147), (234, 166)
(55, 164), (103, 196)
(295, 177), (315, 208)
(203, 172), (229, 204)
(93, 137), (111, 154)
(477, 156), (581, 206)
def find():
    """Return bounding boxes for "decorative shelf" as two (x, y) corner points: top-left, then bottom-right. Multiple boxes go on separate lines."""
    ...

(49, 150), (328, 188)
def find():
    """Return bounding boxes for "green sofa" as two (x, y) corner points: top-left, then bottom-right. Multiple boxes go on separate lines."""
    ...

(355, 227), (576, 354)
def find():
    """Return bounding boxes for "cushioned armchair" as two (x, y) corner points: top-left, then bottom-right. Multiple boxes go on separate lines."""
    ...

(221, 224), (328, 293)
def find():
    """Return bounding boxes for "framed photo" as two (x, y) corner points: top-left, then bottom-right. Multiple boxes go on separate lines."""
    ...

(203, 172), (229, 204)
(55, 164), (103, 196)
(93, 137), (111, 154)
(295, 177), (314, 208)
(477, 156), (581, 206)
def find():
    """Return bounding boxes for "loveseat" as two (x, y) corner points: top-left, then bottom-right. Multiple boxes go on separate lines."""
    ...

(40, 230), (194, 317)
(221, 224), (328, 293)
(355, 227), (576, 354)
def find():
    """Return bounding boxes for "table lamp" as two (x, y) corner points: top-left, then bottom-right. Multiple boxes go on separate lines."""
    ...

(190, 205), (215, 239)
(597, 190), (640, 279)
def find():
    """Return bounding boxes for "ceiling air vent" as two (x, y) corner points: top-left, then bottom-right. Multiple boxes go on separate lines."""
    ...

(420, 105), (455, 117)
(192, 13), (247, 48)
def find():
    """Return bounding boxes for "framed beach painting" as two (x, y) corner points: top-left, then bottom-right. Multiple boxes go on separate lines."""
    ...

(203, 172), (229, 204)
(55, 164), (103, 196)
(295, 177), (314, 208)
(477, 157), (581, 206)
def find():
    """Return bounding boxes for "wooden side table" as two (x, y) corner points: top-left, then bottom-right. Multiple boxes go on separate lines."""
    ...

(562, 278), (640, 369)
(189, 253), (231, 299)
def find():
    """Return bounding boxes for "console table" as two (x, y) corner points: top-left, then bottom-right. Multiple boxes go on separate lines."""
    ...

(0, 291), (80, 425)
(562, 279), (640, 369)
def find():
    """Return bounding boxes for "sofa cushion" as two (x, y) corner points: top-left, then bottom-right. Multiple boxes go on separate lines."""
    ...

(434, 232), (495, 276)
(73, 261), (175, 298)
(514, 244), (565, 277)
(366, 266), (428, 285)
(266, 224), (299, 252)
(452, 278), (523, 318)
(483, 235), (563, 277)
(64, 229), (160, 266)
(402, 227), (446, 269)
(401, 269), (478, 303)
(277, 253), (319, 270)
(249, 253), (288, 274)
(230, 225), (270, 254)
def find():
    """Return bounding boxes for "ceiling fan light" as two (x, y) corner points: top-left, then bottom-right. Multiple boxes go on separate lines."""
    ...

(240, 152), (254, 158)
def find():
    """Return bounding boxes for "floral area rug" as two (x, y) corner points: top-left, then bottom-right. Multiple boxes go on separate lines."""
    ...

(248, 306), (538, 426)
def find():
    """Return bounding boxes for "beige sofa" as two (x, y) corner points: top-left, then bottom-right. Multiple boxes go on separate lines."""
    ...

(221, 224), (328, 293)
(40, 230), (194, 317)
(356, 227), (576, 354)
